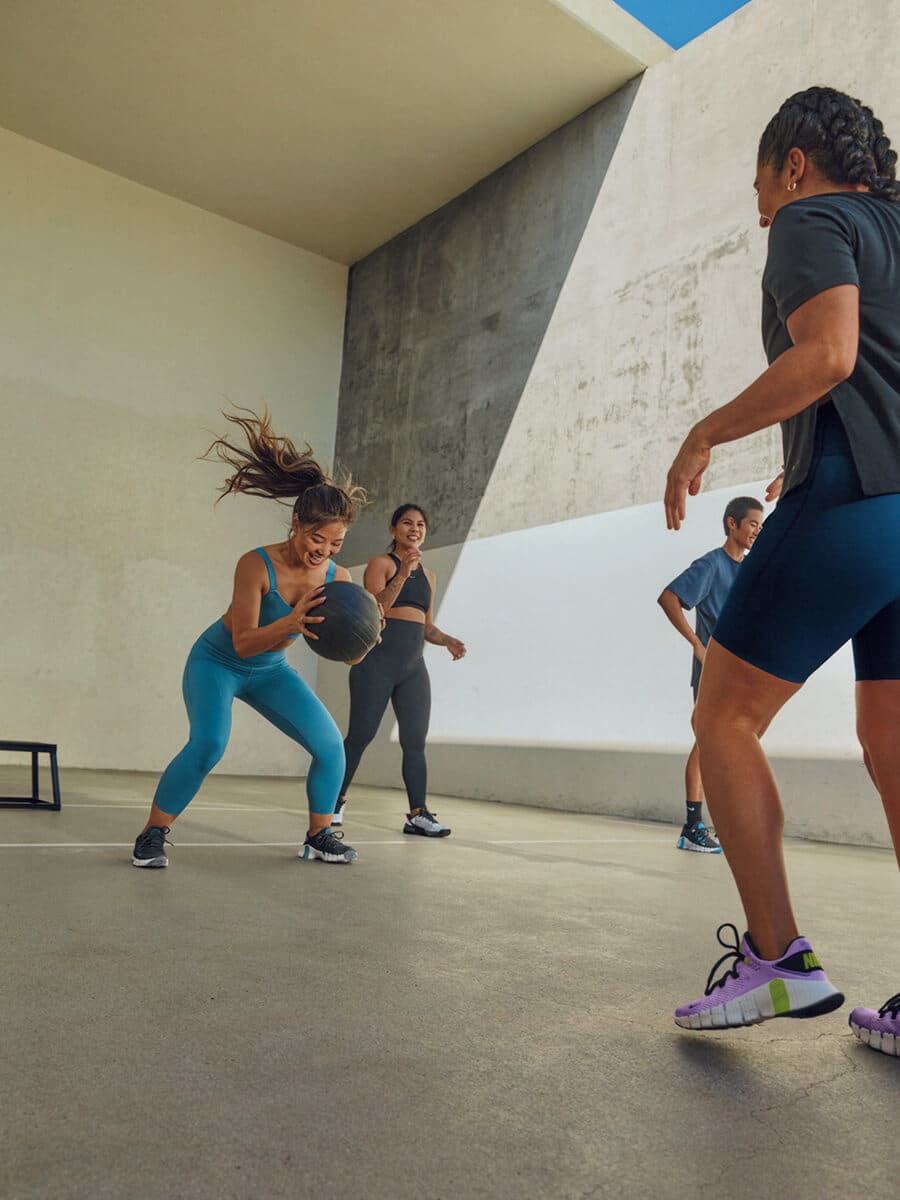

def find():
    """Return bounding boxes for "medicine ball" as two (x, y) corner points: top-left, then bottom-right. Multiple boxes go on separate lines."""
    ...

(303, 581), (381, 662)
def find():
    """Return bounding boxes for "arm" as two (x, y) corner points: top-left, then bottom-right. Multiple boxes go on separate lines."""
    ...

(229, 553), (324, 659)
(423, 569), (466, 660)
(365, 554), (416, 612)
(657, 588), (705, 664)
(665, 285), (859, 529)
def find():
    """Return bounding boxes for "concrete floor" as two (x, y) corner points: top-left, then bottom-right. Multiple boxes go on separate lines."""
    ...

(2, 766), (898, 1200)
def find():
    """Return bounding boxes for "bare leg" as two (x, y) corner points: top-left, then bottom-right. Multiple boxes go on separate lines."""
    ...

(694, 639), (803, 960)
(685, 740), (703, 808)
(142, 804), (178, 834)
(856, 679), (900, 868)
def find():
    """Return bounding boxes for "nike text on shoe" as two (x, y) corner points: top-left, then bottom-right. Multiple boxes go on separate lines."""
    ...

(402, 807), (451, 838)
(676, 821), (722, 853)
(299, 827), (357, 863)
(849, 993), (900, 1056)
(674, 923), (844, 1030)
(132, 826), (171, 868)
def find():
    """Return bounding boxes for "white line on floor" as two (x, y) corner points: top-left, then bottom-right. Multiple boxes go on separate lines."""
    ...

(0, 837), (670, 849)
(62, 804), (377, 813)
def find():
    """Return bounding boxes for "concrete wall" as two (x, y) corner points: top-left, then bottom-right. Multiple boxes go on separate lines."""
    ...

(0, 127), (347, 776)
(324, 0), (900, 846)
(335, 77), (641, 561)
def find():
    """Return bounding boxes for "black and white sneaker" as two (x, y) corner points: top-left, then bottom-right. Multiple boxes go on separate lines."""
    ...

(676, 821), (722, 854)
(331, 798), (345, 827)
(403, 808), (451, 838)
(132, 825), (171, 868)
(299, 828), (357, 863)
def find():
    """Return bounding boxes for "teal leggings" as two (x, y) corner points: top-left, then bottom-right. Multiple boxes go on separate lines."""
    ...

(153, 620), (344, 817)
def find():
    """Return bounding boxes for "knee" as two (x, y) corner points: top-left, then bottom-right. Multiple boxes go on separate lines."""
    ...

(344, 723), (377, 754)
(190, 735), (228, 775)
(398, 730), (426, 755)
(694, 696), (762, 748)
(313, 723), (346, 769)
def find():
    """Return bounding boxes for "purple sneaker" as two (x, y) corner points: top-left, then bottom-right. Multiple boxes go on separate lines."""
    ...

(675, 923), (844, 1030)
(849, 994), (900, 1056)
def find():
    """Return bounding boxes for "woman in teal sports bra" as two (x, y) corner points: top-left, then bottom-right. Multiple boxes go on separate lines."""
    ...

(131, 410), (369, 869)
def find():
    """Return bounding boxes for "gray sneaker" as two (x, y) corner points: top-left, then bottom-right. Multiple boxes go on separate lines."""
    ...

(299, 827), (357, 863)
(403, 808), (451, 838)
(132, 825), (171, 868)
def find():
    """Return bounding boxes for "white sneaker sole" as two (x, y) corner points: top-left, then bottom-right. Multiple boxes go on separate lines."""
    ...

(132, 855), (168, 868)
(403, 824), (451, 837)
(676, 837), (721, 853)
(675, 978), (844, 1029)
(849, 1021), (899, 1055)
(297, 845), (356, 863)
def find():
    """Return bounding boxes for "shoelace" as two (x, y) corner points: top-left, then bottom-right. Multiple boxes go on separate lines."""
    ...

(143, 826), (172, 849)
(314, 828), (346, 852)
(878, 992), (900, 1018)
(703, 923), (746, 996)
(419, 809), (440, 823)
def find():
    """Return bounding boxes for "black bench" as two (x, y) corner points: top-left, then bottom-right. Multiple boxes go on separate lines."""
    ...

(0, 741), (62, 810)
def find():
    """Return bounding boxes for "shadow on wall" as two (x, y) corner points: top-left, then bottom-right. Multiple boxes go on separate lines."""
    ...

(334, 75), (643, 564)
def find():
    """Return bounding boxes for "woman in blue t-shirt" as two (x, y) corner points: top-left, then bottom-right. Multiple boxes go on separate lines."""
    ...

(131, 410), (370, 869)
(665, 87), (900, 1055)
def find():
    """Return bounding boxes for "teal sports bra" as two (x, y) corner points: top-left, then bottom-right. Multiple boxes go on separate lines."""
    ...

(255, 547), (337, 639)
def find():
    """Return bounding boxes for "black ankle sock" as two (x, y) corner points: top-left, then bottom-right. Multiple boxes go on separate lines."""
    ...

(686, 801), (703, 827)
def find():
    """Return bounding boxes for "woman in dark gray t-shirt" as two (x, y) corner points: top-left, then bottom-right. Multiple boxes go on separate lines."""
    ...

(664, 87), (900, 1055)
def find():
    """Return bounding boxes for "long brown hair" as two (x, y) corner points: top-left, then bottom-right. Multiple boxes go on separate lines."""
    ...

(203, 407), (366, 527)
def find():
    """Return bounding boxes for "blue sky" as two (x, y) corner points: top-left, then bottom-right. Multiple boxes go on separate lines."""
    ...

(614, 0), (752, 49)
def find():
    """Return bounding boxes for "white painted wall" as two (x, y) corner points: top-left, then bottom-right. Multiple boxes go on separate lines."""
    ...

(0, 127), (348, 776)
(427, 483), (858, 758)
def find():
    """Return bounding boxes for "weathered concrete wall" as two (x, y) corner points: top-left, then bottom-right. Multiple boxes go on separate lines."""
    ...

(335, 78), (641, 562)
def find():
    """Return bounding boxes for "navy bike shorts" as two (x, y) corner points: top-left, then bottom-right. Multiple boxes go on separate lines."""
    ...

(713, 402), (900, 685)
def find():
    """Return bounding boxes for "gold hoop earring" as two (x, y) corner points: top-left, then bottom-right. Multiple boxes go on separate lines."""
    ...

(787, 179), (797, 192)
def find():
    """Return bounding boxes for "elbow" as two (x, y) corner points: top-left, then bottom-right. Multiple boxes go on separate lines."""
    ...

(819, 342), (857, 389)
(231, 636), (252, 659)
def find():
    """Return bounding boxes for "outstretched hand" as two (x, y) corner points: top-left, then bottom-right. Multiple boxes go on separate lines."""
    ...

(665, 432), (711, 531)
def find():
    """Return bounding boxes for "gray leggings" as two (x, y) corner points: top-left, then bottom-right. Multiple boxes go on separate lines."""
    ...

(341, 619), (431, 809)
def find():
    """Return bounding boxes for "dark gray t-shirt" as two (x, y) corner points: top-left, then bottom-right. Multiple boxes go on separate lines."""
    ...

(666, 547), (741, 689)
(762, 192), (900, 496)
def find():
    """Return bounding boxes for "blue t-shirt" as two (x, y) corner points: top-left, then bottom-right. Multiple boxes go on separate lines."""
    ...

(665, 548), (741, 688)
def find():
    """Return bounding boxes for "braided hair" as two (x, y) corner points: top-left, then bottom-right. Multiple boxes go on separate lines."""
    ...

(203, 406), (366, 528)
(759, 87), (900, 202)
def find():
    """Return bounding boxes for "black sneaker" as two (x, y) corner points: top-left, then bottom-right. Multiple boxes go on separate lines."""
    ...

(132, 825), (171, 868)
(403, 807), (451, 837)
(676, 821), (722, 854)
(299, 827), (357, 863)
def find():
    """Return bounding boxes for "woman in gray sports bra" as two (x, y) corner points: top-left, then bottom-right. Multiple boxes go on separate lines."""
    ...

(335, 504), (466, 837)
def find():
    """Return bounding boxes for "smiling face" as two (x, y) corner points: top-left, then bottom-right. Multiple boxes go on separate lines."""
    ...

(291, 517), (347, 569)
(390, 508), (427, 553)
(728, 509), (763, 552)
